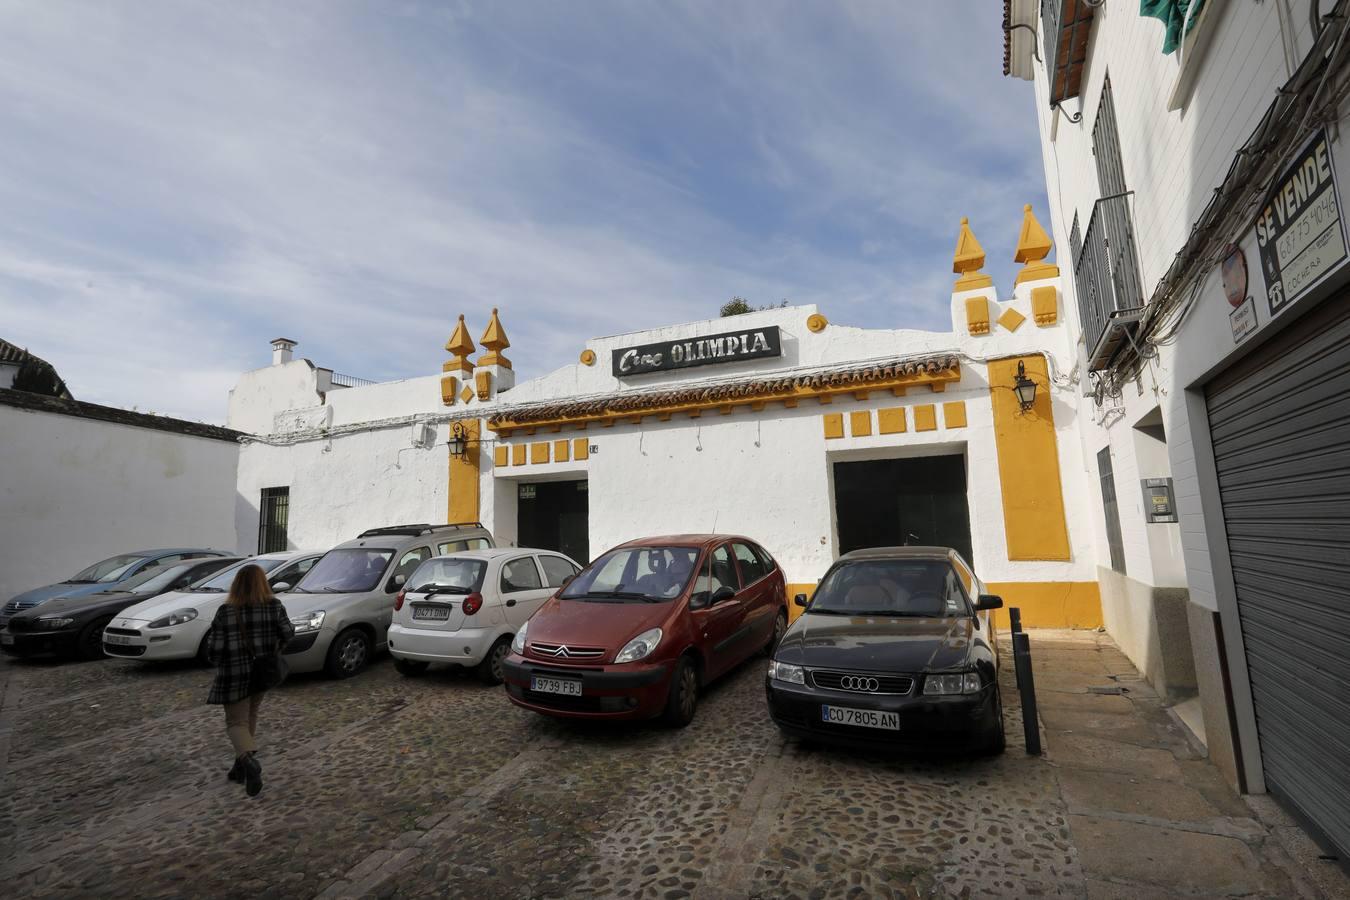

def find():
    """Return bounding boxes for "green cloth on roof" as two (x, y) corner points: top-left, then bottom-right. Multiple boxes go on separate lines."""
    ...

(1141, 0), (1206, 54)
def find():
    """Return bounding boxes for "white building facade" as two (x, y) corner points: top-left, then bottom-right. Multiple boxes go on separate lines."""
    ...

(1006, 0), (1350, 858)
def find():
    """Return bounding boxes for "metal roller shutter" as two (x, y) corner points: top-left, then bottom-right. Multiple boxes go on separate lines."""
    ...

(1204, 295), (1350, 858)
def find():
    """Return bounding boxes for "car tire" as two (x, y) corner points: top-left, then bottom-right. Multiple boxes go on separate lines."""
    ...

(662, 656), (699, 728)
(195, 629), (214, 666)
(325, 628), (372, 679)
(980, 684), (1007, 756)
(395, 659), (429, 677)
(475, 636), (512, 686)
(762, 610), (787, 657)
(78, 616), (115, 661)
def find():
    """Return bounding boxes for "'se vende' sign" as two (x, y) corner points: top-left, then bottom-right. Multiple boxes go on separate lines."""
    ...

(613, 325), (782, 377)
(1255, 129), (1348, 317)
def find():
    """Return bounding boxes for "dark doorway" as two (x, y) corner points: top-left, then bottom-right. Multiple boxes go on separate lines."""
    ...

(833, 455), (972, 563)
(518, 480), (590, 564)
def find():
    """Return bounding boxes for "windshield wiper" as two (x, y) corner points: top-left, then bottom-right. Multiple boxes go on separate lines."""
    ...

(65, 579), (97, 584)
(194, 587), (226, 593)
(418, 585), (470, 595)
(320, 586), (352, 593)
(847, 610), (930, 617)
(584, 590), (661, 602)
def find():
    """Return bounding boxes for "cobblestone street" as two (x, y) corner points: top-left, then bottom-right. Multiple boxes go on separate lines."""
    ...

(1, 631), (1346, 899)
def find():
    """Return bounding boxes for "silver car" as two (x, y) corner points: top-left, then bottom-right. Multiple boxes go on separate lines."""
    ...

(281, 523), (495, 678)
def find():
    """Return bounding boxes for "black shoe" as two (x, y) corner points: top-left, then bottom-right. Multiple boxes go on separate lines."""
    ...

(242, 753), (263, 797)
(227, 759), (243, 783)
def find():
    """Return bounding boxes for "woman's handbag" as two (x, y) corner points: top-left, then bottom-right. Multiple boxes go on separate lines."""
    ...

(237, 604), (288, 694)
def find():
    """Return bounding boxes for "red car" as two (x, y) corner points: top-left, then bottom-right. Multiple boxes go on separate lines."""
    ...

(502, 535), (788, 726)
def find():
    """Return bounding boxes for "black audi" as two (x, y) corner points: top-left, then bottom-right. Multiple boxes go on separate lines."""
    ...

(765, 547), (1005, 754)
(1, 557), (240, 660)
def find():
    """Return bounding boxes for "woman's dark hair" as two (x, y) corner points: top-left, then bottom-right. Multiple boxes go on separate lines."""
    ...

(227, 564), (273, 607)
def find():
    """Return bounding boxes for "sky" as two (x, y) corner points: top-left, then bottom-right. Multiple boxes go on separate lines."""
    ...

(0, 1), (1048, 424)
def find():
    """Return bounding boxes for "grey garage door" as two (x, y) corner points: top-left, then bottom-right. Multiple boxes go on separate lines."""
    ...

(1205, 295), (1350, 858)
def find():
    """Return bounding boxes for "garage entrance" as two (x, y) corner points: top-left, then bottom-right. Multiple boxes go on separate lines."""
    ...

(517, 479), (590, 564)
(833, 454), (973, 563)
(1205, 293), (1350, 859)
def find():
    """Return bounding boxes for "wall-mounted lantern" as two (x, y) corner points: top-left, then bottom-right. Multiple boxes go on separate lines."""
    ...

(1013, 360), (1039, 413)
(448, 421), (473, 459)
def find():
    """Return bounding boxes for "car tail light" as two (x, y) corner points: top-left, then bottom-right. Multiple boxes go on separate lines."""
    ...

(462, 593), (483, 615)
(394, 589), (406, 611)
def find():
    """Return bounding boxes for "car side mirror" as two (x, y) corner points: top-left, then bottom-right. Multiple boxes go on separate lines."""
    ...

(793, 593), (809, 608)
(975, 594), (1003, 611)
(386, 573), (407, 593)
(272, 582), (292, 593)
(561, 574), (575, 587)
(711, 585), (736, 605)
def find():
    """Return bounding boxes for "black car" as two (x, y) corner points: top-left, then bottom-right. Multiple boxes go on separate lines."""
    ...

(765, 547), (1005, 754)
(1, 557), (242, 660)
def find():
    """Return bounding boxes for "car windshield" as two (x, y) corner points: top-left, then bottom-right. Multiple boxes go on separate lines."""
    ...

(112, 564), (193, 593)
(560, 546), (700, 602)
(294, 549), (396, 594)
(407, 558), (487, 594)
(808, 560), (963, 618)
(191, 557), (286, 593)
(67, 554), (148, 584)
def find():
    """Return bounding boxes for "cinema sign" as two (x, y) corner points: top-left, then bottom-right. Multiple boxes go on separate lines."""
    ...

(613, 326), (783, 377)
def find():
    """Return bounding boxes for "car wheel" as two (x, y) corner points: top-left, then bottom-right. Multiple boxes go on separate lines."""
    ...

(195, 628), (214, 666)
(981, 684), (1007, 756)
(762, 610), (787, 657)
(395, 659), (429, 677)
(78, 616), (115, 661)
(662, 656), (699, 728)
(325, 628), (372, 679)
(475, 636), (512, 686)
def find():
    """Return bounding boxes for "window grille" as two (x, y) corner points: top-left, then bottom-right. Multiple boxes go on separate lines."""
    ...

(1096, 448), (1126, 574)
(258, 487), (290, 554)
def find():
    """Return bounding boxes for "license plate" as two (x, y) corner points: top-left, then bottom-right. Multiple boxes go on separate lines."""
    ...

(104, 634), (134, 646)
(821, 705), (899, 731)
(531, 676), (583, 696)
(412, 605), (451, 621)
(1, 634), (13, 646)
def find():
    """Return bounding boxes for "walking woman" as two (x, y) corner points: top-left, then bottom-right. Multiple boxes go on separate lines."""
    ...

(207, 564), (294, 797)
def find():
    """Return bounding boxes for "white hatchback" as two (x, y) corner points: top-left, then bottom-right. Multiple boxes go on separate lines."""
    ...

(388, 548), (580, 684)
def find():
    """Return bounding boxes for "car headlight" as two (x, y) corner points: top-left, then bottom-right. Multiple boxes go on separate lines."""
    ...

(148, 608), (198, 629)
(922, 671), (983, 695)
(511, 621), (528, 654)
(290, 610), (326, 634)
(613, 627), (662, 664)
(768, 659), (805, 685)
(36, 616), (75, 629)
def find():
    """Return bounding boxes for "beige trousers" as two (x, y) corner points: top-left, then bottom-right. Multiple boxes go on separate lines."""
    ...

(224, 692), (264, 756)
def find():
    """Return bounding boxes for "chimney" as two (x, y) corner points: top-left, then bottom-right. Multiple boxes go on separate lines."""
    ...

(270, 337), (297, 366)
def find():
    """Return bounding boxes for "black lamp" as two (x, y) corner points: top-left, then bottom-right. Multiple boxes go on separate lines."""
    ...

(448, 421), (469, 458)
(1013, 360), (1038, 413)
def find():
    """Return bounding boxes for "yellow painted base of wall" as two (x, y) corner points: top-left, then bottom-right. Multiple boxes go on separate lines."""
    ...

(984, 581), (1103, 630)
(786, 583), (816, 623)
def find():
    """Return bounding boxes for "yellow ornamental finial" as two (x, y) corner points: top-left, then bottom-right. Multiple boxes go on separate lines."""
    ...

(477, 307), (512, 370)
(445, 315), (476, 374)
(952, 217), (993, 290)
(1014, 204), (1060, 284)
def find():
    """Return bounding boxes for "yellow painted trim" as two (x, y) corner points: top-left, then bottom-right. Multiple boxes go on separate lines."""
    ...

(985, 582), (1102, 630)
(998, 307), (1026, 332)
(530, 442), (550, 465)
(1014, 262), (1060, 285)
(786, 583), (817, 623)
(493, 445), (508, 467)
(1013, 204), (1053, 263)
(485, 364), (960, 433)
(943, 401), (967, 429)
(511, 444), (526, 466)
(475, 369), (492, 401)
(783, 398), (798, 408)
(878, 407), (906, 434)
(965, 297), (990, 336)
(459, 386), (474, 405)
(554, 439), (570, 462)
(952, 217), (986, 274)
(989, 355), (1070, 560)
(477, 308), (512, 370)
(440, 375), (459, 407)
(579, 349), (596, 366)
(447, 419), (480, 525)
(849, 411), (872, 437)
(929, 382), (946, 393)
(445, 315), (476, 375)
(1031, 285), (1058, 325)
(913, 404), (937, 432)
(852, 390), (870, 401)
(573, 438), (589, 460)
(807, 313), (829, 333)
(823, 413), (844, 439)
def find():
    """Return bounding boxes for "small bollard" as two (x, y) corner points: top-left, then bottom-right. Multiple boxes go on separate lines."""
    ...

(1009, 606), (1023, 689)
(1012, 631), (1041, 755)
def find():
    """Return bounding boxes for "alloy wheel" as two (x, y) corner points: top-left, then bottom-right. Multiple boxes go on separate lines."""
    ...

(489, 642), (508, 681)
(679, 665), (697, 719)
(339, 635), (367, 673)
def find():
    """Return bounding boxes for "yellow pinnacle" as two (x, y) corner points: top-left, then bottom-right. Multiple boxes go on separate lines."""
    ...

(1014, 204), (1053, 263)
(444, 315), (476, 374)
(477, 307), (512, 369)
(952, 217), (993, 290)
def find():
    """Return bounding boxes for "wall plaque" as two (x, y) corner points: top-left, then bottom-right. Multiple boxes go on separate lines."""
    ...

(612, 325), (782, 377)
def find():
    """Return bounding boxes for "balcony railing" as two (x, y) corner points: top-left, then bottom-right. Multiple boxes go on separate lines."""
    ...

(1041, 0), (1097, 106)
(1074, 192), (1146, 371)
(329, 371), (376, 388)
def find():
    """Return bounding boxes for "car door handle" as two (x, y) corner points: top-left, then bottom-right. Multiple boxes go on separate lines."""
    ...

(505, 598), (516, 607)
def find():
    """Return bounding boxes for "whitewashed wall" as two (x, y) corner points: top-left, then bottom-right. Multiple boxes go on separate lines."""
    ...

(0, 404), (240, 599)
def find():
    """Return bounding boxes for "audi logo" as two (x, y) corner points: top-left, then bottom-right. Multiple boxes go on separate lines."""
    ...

(840, 675), (880, 692)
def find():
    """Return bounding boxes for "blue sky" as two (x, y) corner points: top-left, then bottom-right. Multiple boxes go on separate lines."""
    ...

(0, 1), (1047, 423)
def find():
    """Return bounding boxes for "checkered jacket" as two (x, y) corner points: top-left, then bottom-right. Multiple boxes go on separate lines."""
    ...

(206, 599), (295, 705)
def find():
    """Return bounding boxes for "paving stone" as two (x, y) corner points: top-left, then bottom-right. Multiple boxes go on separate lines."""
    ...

(1036, 690), (1135, 716)
(1046, 733), (1183, 780)
(1057, 769), (1221, 823)
(1039, 707), (1177, 749)
(1069, 815), (1268, 895)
